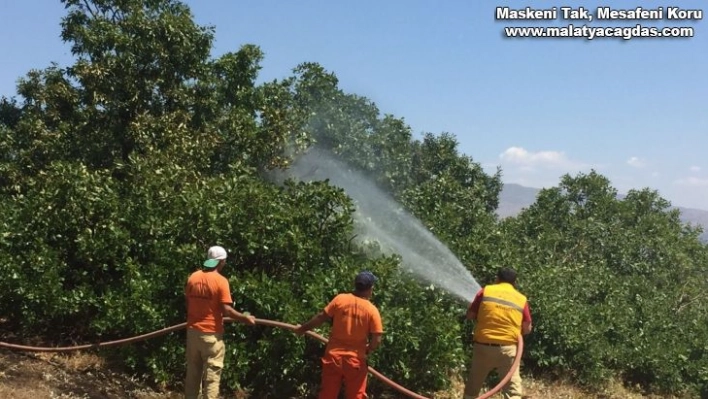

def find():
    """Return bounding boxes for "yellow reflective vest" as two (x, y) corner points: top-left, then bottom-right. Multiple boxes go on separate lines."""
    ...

(473, 282), (527, 345)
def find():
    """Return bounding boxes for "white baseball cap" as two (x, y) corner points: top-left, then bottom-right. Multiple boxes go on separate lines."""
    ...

(203, 245), (227, 268)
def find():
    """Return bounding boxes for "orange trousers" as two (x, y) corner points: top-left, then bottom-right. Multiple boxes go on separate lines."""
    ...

(318, 354), (368, 399)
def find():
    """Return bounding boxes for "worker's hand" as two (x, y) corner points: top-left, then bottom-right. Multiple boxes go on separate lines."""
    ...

(293, 325), (306, 335)
(242, 314), (256, 326)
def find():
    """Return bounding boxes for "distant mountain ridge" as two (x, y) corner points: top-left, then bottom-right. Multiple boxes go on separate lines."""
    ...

(498, 183), (708, 243)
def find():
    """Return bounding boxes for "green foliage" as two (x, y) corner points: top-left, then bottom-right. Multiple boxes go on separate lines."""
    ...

(371, 273), (468, 394)
(2, 1), (708, 398)
(0, 3), (475, 397)
(498, 171), (708, 396)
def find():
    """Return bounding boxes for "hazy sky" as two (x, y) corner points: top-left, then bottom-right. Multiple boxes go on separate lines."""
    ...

(1, 1), (706, 210)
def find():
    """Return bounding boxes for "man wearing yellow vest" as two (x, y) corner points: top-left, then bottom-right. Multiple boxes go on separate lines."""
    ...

(463, 267), (532, 399)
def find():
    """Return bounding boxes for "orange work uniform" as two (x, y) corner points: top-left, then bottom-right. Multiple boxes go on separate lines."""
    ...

(184, 269), (233, 399)
(319, 293), (383, 399)
(185, 269), (232, 333)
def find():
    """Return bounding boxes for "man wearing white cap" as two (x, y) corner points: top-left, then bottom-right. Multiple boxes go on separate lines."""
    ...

(184, 245), (256, 399)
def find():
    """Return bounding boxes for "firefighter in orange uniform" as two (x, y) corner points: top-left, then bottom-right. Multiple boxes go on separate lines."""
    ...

(295, 271), (384, 399)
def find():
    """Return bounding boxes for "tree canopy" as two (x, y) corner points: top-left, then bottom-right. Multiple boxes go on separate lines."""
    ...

(1, 1), (707, 397)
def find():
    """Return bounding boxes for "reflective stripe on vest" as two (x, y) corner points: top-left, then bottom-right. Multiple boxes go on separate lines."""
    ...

(473, 283), (527, 345)
(481, 296), (524, 312)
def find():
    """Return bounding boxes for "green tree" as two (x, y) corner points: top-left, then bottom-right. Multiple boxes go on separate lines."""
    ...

(498, 171), (708, 396)
(0, 1), (498, 397)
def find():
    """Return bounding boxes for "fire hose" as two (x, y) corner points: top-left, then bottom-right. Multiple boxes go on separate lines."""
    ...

(0, 317), (523, 399)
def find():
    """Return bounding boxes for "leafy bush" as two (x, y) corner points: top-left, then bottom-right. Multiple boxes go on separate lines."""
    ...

(2, 1), (708, 398)
(498, 172), (708, 396)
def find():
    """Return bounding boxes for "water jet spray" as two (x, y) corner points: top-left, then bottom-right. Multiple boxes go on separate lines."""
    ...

(271, 147), (482, 303)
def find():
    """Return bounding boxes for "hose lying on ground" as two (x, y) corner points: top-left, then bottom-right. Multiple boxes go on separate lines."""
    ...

(0, 317), (523, 399)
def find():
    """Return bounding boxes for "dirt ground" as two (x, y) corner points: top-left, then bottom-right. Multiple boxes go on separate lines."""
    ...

(0, 350), (180, 399)
(0, 349), (682, 399)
